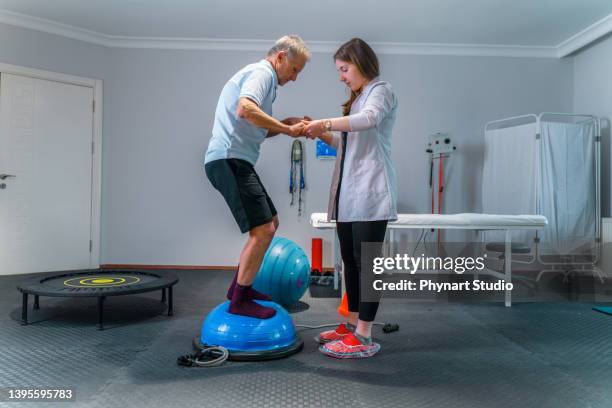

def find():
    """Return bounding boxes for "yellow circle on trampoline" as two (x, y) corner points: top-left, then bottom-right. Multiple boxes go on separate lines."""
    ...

(63, 275), (141, 287)
(91, 279), (114, 284)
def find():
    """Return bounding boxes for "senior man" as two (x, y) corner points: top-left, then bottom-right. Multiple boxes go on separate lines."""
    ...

(204, 35), (311, 319)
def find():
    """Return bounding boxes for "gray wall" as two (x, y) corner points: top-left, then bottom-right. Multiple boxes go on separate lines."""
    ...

(0, 23), (109, 84)
(0, 22), (576, 267)
(103, 50), (573, 267)
(573, 34), (612, 217)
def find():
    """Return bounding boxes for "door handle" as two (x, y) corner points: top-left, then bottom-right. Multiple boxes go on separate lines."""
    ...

(0, 174), (16, 180)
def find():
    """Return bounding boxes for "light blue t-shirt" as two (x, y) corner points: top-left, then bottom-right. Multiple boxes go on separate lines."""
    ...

(204, 59), (278, 166)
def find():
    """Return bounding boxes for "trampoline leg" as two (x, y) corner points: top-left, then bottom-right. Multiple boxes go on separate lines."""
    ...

(34, 295), (40, 310)
(98, 296), (105, 330)
(167, 286), (173, 316)
(161, 288), (166, 303)
(21, 293), (28, 325)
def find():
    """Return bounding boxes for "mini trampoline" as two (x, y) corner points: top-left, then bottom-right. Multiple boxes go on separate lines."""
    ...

(17, 270), (179, 329)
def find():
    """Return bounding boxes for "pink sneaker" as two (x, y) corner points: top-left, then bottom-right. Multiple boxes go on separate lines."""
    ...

(315, 323), (353, 344)
(319, 332), (381, 359)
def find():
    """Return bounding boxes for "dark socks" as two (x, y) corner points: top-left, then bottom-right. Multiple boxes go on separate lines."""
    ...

(226, 269), (272, 301)
(228, 283), (276, 319)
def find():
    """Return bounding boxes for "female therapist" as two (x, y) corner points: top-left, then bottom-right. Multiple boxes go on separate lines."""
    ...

(305, 38), (398, 359)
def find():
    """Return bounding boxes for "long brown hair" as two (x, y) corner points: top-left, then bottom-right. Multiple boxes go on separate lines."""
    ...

(333, 38), (380, 116)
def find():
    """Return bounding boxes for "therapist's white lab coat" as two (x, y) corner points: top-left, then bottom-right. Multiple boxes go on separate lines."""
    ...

(327, 79), (398, 222)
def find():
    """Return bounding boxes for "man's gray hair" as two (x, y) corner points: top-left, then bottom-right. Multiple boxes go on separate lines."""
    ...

(267, 35), (311, 61)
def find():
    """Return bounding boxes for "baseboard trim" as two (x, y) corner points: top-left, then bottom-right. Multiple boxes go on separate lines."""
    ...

(100, 264), (237, 270)
(100, 264), (335, 272)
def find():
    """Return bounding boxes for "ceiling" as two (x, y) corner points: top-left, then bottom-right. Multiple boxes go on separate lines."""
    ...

(0, 0), (611, 56)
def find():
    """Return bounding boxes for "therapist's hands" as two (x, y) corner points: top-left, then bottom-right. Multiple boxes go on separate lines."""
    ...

(304, 119), (326, 138)
(281, 116), (313, 138)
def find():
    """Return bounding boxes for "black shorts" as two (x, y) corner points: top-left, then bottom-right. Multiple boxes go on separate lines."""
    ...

(205, 158), (277, 233)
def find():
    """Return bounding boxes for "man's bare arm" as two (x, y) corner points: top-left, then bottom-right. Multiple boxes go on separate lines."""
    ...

(236, 97), (304, 137)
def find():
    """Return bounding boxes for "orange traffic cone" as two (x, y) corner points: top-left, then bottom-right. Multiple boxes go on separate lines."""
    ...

(337, 293), (349, 317)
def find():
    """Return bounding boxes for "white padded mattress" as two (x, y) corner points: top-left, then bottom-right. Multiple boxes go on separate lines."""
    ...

(310, 213), (547, 230)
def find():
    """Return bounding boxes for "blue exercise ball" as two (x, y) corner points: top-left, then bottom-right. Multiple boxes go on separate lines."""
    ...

(253, 237), (310, 307)
(200, 300), (301, 356)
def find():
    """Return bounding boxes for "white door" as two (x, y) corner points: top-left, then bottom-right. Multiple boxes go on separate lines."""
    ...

(0, 73), (94, 275)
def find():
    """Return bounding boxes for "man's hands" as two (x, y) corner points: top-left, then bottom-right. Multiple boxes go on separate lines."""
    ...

(269, 116), (338, 147)
(278, 116), (332, 140)
(281, 116), (314, 138)
(304, 120), (326, 138)
(281, 116), (311, 126)
(287, 122), (306, 137)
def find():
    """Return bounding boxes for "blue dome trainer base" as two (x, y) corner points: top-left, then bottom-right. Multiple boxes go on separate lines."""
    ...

(195, 300), (303, 361)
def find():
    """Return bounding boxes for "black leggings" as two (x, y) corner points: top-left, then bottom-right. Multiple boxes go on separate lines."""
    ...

(337, 220), (388, 322)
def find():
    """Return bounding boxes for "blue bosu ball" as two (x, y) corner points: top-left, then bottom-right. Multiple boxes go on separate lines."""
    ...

(198, 300), (303, 360)
(253, 237), (311, 307)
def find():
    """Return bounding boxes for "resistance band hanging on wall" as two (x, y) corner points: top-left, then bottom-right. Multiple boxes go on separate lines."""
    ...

(289, 139), (305, 216)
